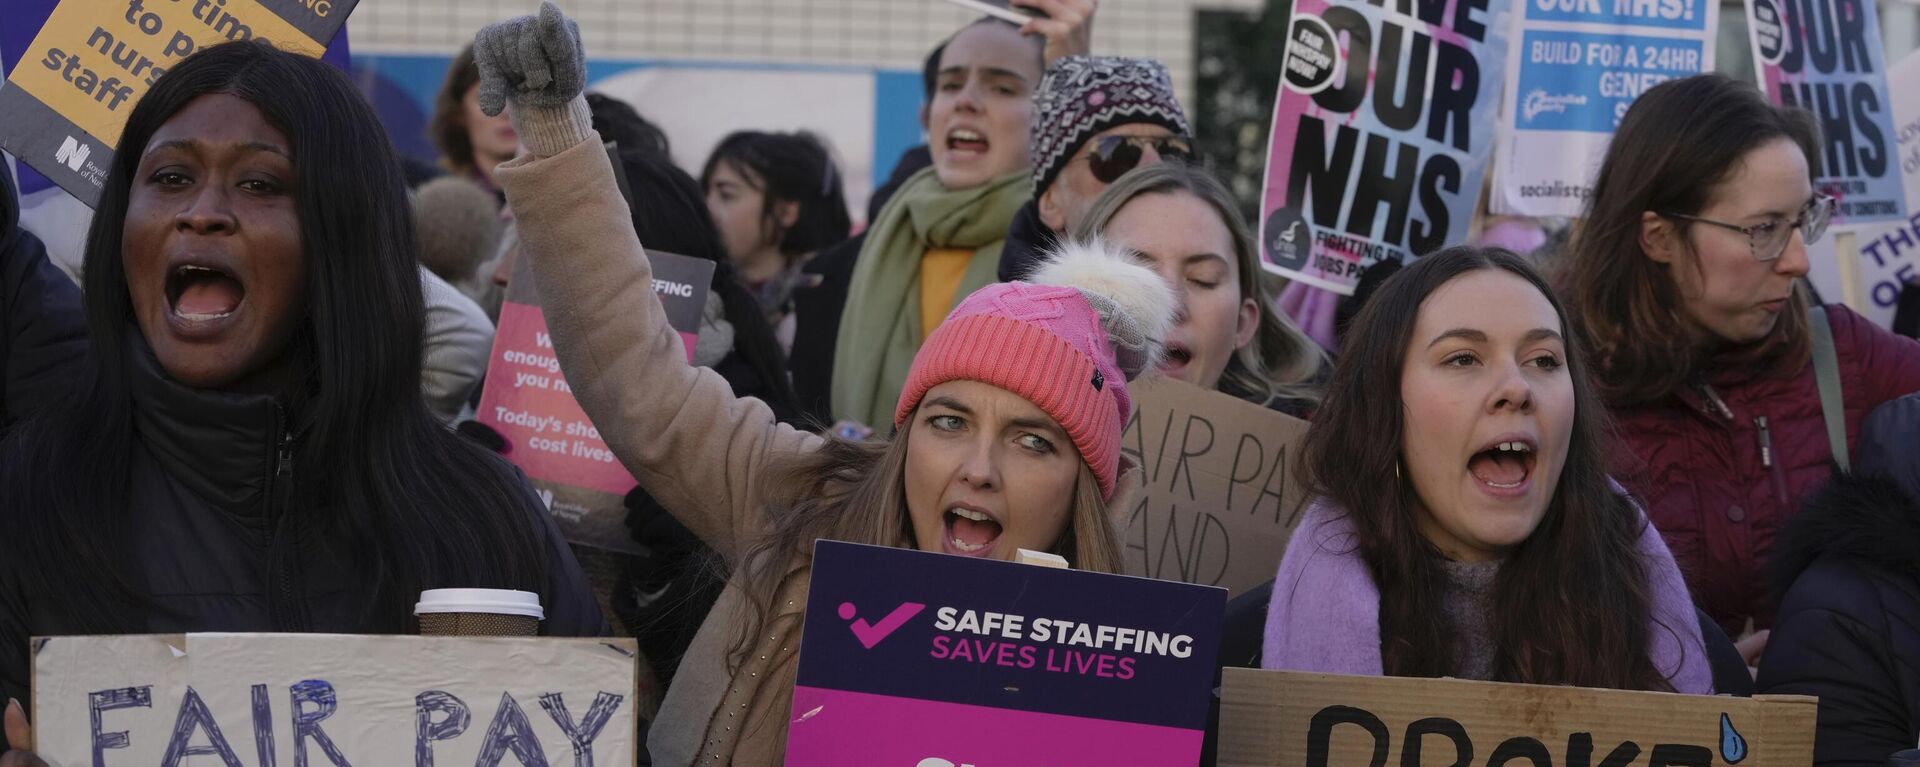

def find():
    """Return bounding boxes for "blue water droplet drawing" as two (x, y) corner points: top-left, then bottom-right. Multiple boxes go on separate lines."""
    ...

(1722, 712), (1749, 764)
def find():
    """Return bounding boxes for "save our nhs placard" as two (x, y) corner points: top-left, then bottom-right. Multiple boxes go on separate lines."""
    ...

(1258, 0), (1512, 295)
(786, 541), (1226, 766)
(1747, 0), (1906, 224)
(1804, 50), (1920, 328)
(1492, 0), (1718, 216)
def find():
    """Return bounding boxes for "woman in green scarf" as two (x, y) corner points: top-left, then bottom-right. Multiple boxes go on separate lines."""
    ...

(832, 2), (1095, 430)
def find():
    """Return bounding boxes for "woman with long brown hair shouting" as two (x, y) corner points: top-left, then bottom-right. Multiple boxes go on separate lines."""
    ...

(1262, 246), (1712, 693)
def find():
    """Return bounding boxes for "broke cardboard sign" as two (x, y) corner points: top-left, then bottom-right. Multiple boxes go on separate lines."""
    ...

(1121, 376), (1312, 595)
(1218, 667), (1816, 767)
(32, 633), (639, 766)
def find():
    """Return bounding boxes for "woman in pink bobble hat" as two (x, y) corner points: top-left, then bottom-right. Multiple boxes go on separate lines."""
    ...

(469, 5), (1172, 763)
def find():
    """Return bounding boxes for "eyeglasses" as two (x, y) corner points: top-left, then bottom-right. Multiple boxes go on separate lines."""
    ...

(1659, 194), (1836, 262)
(1072, 135), (1194, 184)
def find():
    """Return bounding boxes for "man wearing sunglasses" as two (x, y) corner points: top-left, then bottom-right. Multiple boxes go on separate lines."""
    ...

(999, 55), (1193, 282)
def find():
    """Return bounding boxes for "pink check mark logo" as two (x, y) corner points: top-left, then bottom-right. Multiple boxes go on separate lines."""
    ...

(838, 601), (926, 649)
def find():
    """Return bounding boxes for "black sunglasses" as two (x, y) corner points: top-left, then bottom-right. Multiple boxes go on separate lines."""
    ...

(1073, 135), (1194, 184)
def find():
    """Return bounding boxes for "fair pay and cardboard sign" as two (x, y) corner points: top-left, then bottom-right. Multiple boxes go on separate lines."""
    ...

(31, 633), (640, 766)
(0, 0), (357, 207)
(1122, 375), (1312, 595)
(1218, 668), (1816, 767)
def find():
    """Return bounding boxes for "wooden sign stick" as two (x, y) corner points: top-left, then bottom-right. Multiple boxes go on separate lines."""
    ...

(1835, 229), (1865, 311)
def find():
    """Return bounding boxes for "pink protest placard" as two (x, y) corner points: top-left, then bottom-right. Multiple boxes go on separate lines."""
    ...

(476, 246), (713, 553)
(1258, 0), (1511, 294)
(787, 541), (1225, 765)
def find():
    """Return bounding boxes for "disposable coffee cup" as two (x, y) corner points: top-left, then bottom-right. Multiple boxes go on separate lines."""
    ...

(415, 588), (544, 636)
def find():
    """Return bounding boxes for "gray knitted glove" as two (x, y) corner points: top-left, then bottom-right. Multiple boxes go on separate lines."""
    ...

(474, 2), (584, 115)
(473, 2), (593, 156)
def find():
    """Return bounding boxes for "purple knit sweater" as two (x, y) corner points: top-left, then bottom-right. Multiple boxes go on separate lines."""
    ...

(1260, 493), (1715, 694)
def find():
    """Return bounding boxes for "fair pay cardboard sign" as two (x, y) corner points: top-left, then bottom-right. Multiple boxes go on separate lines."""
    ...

(31, 633), (640, 766)
(1218, 668), (1816, 767)
(1122, 375), (1312, 595)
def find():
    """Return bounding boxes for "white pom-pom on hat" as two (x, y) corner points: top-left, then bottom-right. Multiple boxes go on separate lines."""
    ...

(1027, 235), (1177, 381)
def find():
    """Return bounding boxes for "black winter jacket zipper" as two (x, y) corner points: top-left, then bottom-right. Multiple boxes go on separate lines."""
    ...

(265, 405), (309, 631)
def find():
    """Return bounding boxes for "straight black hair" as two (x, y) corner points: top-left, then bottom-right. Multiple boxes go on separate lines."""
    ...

(620, 147), (803, 424)
(1, 40), (550, 632)
(587, 92), (671, 158)
(700, 131), (853, 259)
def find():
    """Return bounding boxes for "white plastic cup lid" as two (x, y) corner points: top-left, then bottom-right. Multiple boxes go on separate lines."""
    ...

(414, 588), (545, 620)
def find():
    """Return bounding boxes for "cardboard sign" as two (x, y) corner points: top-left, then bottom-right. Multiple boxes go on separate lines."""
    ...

(1746, 0), (1907, 224)
(1804, 49), (1920, 328)
(32, 633), (639, 766)
(0, 0), (356, 206)
(1491, 0), (1718, 217)
(475, 241), (713, 554)
(787, 540), (1226, 766)
(1258, 0), (1513, 294)
(1218, 668), (1816, 767)
(1121, 376), (1312, 596)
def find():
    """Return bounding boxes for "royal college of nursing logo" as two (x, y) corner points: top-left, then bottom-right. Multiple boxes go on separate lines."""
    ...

(54, 135), (90, 172)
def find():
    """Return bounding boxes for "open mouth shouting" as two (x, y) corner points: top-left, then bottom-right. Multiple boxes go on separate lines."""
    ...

(164, 257), (247, 334)
(943, 502), (1004, 558)
(945, 127), (990, 161)
(1468, 436), (1536, 498)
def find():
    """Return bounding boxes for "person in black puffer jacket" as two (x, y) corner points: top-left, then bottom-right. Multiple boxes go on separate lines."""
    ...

(1758, 390), (1920, 766)
(0, 42), (605, 759)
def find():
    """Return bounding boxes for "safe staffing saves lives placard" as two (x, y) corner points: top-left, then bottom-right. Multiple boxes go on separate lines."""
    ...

(786, 541), (1227, 766)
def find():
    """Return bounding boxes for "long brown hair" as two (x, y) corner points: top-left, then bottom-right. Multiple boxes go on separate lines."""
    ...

(727, 417), (1121, 668)
(1073, 163), (1325, 406)
(1562, 73), (1820, 405)
(428, 45), (481, 178)
(1304, 246), (1680, 691)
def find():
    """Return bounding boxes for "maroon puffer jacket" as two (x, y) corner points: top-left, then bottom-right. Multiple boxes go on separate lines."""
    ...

(1611, 305), (1920, 638)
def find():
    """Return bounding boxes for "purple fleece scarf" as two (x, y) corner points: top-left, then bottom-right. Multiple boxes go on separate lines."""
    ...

(1260, 489), (1715, 694)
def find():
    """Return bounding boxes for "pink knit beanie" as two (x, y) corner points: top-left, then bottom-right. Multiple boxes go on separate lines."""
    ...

(895, 238), (1176, 500)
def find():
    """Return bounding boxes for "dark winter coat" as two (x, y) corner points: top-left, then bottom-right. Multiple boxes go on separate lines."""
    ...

(789, 145), (931, 425)
(0, 340), (606, 745)
(995, 199), (1058, 283)
(1611, 304), (1920, 636)
(1758, 392), (1920, 765)
(0, 161), (87, 430)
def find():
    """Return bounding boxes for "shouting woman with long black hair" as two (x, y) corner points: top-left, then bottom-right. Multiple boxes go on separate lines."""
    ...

(0, 41), (604, 757)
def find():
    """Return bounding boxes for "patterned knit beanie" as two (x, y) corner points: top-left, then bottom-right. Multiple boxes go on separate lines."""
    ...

(1029, 55), (1191, 197)
(895, 237), (1176, 501)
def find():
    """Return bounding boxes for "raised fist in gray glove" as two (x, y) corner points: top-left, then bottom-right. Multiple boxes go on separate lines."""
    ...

(472, 1), (585, 117)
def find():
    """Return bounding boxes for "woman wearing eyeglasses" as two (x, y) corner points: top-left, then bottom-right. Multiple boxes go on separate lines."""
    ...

(1561, 73), (1920, 661)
